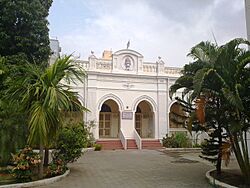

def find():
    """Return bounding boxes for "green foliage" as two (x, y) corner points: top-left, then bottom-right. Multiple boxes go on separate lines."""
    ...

(0, 0), (52, 65)
(54, 122), (91, 164)
(45, 157), (67, 178)
(162, 133), (191, 148)
(11, 147), (41, 182)
(170, 38), (250, 182)
(94, 144), (102, 151)
(7, 55), (87, 147)
(0, 57), (28, 166)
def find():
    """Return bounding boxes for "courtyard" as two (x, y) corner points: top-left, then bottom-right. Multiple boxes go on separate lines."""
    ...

(40, 150), (213, 188)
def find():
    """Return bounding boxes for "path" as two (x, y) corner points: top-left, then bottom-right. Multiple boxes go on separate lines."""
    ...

(40, 150), (213, 188)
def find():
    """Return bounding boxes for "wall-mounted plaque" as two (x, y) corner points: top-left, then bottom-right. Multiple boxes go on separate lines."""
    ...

(122, 112), (133, 119)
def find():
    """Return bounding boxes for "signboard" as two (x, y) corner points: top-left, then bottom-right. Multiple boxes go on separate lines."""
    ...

(122, 112), (133, 120)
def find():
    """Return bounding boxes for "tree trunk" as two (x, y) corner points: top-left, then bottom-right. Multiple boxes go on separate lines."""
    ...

(39, 144), (44, 179)
(231, 133), (250, 185)
(44, 147), (49, 167)
(216, 123), (222, 175)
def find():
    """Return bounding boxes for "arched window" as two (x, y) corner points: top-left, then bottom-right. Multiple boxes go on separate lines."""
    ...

(101, 104), (111, 112)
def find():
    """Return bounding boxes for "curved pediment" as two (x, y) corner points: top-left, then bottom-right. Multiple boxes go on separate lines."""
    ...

(113, 49), (143, 58)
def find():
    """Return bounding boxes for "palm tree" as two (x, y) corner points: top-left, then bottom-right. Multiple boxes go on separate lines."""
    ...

(170, 38), (250, 184)
(8, 55), (87, 178)
(170, 41), (225, 174)
(190, 39), (250, 183)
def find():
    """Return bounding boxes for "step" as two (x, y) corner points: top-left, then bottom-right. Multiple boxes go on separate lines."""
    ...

(127, 139), (138, 149)
(142, 139), (162, 149)
(96, 140), (124, 150)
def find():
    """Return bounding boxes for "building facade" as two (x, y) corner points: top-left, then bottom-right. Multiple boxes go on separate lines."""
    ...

(72, 48), (190, 149)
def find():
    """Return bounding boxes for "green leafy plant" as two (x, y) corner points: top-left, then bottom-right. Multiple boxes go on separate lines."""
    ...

(55, 123), (90, 164)
(162, 133), (191, 148)
(11, 147), (41, 182)
(45, 157), (67, 178)
(94, 144), (102, 151)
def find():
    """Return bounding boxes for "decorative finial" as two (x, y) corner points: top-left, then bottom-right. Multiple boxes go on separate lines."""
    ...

(91, 50), (94, 55)
(127, 40), (130, 49)
(158, 56), (161, 60)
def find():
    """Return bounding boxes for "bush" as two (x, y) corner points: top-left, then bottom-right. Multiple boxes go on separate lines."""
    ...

(55, 123), (85, 163)
(94, 144), (102, 151)
(11, 146), (41, 182)
(46, 156), (67, 178)
(45, 122), (94, 178)
(162, 132), (191, 148)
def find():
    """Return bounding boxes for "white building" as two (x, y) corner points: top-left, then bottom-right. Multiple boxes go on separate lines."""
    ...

(73, 48), (190, 149)
(49, 38), (61, 64)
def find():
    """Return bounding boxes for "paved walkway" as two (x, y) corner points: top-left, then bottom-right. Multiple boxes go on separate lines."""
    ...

(41, 150), (213, 188)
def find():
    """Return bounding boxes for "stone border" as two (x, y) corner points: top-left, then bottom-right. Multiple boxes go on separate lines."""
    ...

(82, 147), (94, 153)
(206, 169), (238, 188)
(163, 148), (201, 152)
(0, 169), (70, 188)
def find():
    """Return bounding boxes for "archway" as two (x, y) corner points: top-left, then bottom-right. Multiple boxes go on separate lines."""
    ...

(169, 102), (188, 135)
(135, 100), (154, 138)
(61, 98), (83, 125)
(99, 99), (120, 138)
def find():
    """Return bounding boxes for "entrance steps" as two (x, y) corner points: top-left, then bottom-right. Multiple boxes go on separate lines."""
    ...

(96, 139), (124, 150)
(142, 139), (162, 149)
(96, 139), (162, 150)
(127, 139), (138, 149)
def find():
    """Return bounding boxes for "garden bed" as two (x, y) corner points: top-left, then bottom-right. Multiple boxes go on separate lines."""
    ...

(0, 172), (16, 186)
(0, 169), (70, 188)
(207, 169), (249, 188)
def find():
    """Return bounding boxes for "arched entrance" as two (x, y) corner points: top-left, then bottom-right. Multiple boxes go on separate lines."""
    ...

(61, 99), (83, 125)
(135, 101), (154, 138)
(99, 99), (120, 138)
(169, 102), (188, 135)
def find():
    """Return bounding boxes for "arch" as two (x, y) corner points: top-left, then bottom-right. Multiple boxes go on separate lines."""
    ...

(168, 99), (178, 112)
(136, 106), (141, 113)
(132, 95), (157, 112)
(100, 104), (111, 112)
(134, 99), (155, 138)
(97, 93), (124, 112)
(76, 94), (85, 107)
(62, 97), (84, 124)
(99, 99), (120, 138)
(169, 101), (187, 129)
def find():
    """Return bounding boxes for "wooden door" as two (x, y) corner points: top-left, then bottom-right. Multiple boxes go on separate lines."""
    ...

(99, 113), (111, 137)
(135, 113), (142, 136)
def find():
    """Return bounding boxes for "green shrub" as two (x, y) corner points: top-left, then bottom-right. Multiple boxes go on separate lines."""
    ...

(162, 132), (191, 148)
(45, 122), (95, 178)
(11, 146), (41, 182)
(46, 157), (67, 178)
(55, 123), (87, 164)
(84, 121), (95, 148)
(162, 134), (178, 148)
(175, 132), (191, 148)
(192, 143), (201, 148)
(94, 144), (102, 151)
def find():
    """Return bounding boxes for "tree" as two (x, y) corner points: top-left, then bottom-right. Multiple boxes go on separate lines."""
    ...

(170, 38), (250, 184)
(0, 0), (53, 167)
(8, 55), (87, 178)
(0, 0), (52, 66)
(169, 42), (225, 174)
(0, 57), (27, 165)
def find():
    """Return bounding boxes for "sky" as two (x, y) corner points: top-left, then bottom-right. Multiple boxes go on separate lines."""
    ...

(48, 0), (246, 67)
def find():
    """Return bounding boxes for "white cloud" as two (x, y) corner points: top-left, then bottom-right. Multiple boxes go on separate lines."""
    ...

(50, 0), (246, 67)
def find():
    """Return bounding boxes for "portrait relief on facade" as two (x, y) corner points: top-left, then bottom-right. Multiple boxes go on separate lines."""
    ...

(122, 56), (134, 71)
